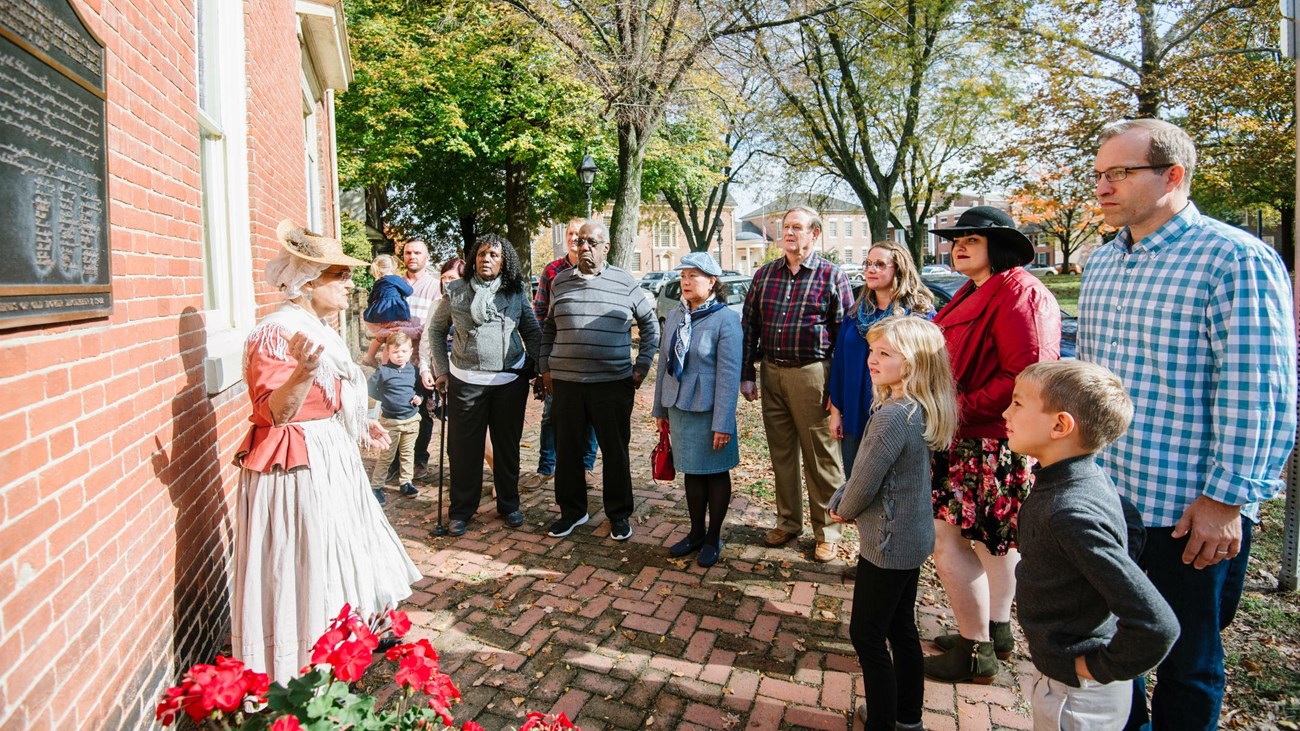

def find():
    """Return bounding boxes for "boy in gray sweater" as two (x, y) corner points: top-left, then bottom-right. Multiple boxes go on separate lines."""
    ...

(1004, 361), (1178, 730)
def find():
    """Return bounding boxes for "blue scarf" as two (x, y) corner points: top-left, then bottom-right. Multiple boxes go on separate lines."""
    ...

(668, 297), (726, 378)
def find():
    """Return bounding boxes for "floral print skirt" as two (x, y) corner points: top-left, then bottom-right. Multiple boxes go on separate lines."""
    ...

(931, 437), (1034, 556)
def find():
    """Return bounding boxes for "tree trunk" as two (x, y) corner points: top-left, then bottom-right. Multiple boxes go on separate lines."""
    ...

(458, 214), (477, 254)
(1279, 204), (1295, 270)
(504, 160), (533, 276)
(609, 121), (645, 270)
(1136, 0), (1163, 117)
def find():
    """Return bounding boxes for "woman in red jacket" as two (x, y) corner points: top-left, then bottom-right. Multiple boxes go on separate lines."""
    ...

(924, 207), (1060, 683)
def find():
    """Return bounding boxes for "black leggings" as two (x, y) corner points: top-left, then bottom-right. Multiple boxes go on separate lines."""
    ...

(683, 471), (731, 545)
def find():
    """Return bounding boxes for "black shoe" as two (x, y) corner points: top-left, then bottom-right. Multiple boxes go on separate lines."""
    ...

(504, 511), (525, 528)
(447, 519), (468, 536)
(376, 636), (401, 653)
(399, 482), (419, 498)
(372, 488), (387, 505)
(697, 540), (724, 567)
(669, 534), (705, 557)
(386, 464), (400, 482)
(610, 518), (632, 541)
(547, 513), (589, 538)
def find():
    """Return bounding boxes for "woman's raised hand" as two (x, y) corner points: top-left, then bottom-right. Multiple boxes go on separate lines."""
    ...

(287, 332), (325, 374)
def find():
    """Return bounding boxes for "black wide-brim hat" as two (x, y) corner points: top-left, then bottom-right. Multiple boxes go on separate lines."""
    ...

(929, 206), (1034, 267)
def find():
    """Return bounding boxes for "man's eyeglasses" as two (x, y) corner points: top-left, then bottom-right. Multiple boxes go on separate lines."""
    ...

(864, 260), (893, 270)
(1089, 165), (1172, 184)
(576, 237), (606, 248)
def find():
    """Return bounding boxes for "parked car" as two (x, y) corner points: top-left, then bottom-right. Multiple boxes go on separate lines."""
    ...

(639, 271), (678, 296)
(920, 274), (1077, 358)
(655, 275), (752, 328)
(921, 264), (952, 276)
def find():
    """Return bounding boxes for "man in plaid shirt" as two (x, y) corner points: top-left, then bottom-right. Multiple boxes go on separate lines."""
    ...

(1078, 119), (1296, 731)
(741, 206), (854, 563)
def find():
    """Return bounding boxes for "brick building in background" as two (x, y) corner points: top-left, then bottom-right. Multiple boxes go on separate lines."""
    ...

(0, 1), (352, 728)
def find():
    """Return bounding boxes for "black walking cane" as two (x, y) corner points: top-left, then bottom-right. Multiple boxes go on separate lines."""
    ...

(429, 387), (449, 537)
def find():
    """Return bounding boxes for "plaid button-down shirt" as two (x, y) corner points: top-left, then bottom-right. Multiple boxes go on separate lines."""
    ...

(741, 252), (854, 381)
(1077, 203), (1296, 527)
(533, 256), (575, 323)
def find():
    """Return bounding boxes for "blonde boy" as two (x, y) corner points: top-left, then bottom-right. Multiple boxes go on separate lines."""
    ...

(1004, 361), (1178, 731)
(367, 332), (422, 503)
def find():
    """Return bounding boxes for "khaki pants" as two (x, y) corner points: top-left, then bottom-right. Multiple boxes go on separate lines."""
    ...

(760, 359), (844, 542)
(370, 414), (421, 486)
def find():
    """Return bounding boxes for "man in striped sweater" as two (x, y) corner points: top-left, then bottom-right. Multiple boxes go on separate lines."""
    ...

(539, 220), (659, 541)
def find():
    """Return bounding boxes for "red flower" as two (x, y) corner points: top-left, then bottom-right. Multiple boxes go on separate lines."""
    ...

(333, 603), (353, 624)
(242, 668), (270, 700)
(328, 639), (374, 682)
(350, 619), (379, 651)
(394, 653), (434, 690)
(389, 609), (412, 637)
(155, 687), (185, 726)
(311, 627), (347, 664)
(462, 722), (485, 731)
(271, 716), (303, 731)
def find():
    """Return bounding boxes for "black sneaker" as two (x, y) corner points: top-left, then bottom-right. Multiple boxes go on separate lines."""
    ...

(547, 513), (589, 538)
(503, 510), (525, 528)
(399, 482), (419, 497)
(610, 518), (632, 541)
(372, 488), (387, 505)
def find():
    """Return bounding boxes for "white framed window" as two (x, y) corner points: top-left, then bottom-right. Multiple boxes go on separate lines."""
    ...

(303, 102), (323, 231)
(653, 220), (676, 248)
(197, 0), (253, 394)
(632, 251), (642, 271)
(844, 220), (853, 239)
(843, 248), (852, 263)
(828, 220), (838, 238)
(1036, 252), (1050, 266)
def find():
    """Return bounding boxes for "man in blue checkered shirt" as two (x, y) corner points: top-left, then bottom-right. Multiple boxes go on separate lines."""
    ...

(1077, 118), (1296, 731)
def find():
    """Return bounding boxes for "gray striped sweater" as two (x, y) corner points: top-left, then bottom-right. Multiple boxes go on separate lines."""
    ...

(539, 265), (659, 383)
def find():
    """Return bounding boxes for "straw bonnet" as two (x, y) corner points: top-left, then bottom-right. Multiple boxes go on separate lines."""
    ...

(275, 219), (369, 267)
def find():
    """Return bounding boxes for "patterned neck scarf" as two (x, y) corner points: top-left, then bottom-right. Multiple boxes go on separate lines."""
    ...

(668, 296), (726, 378)
(468, 274), (502, 325)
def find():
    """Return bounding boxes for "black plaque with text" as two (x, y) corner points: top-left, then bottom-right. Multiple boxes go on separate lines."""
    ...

(0, 0), (110, 330)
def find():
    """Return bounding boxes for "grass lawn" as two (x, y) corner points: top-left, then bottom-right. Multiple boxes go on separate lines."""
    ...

(1037, 273), (1081, 315)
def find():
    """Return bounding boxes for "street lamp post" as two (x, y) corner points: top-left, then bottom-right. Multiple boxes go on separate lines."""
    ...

(577, 154), (599, 219)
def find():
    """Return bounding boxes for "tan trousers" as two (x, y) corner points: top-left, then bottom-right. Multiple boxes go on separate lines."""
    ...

(370, 414), (421, 486)
(760, 359), (845, 542)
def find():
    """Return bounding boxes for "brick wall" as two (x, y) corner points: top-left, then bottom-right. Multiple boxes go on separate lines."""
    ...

(0, 1), (328, 728)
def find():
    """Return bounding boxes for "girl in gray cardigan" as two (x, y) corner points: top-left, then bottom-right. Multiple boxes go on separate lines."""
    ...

(829, 316), (957, 731)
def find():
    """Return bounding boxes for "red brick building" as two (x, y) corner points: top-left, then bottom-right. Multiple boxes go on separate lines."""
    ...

(0, 1), (352, 727)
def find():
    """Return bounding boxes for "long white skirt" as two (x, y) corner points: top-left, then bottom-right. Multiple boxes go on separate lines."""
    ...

(231, 416), (420, 683)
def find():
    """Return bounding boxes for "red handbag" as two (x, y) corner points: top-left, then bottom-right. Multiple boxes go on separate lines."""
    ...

(651, 420), (675, 481)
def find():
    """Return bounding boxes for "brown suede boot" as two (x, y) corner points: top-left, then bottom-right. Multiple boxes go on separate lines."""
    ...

(932, 620), (1014, 660)
(923, 635), (998, 684)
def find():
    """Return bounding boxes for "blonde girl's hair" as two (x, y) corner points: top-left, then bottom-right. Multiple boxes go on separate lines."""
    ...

(866, 316), (958, 451)
(852, 241), (935, 316)
(370, 254), (398, 280)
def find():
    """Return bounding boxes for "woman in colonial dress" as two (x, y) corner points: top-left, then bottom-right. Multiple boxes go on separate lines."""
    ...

(231, 220), (420, 683)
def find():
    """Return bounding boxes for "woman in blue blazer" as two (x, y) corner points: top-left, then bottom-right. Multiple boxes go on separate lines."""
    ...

(652, 253), (743, 567)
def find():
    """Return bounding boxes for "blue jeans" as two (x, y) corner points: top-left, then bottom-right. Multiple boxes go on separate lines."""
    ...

(1125, 518), (1252, 731)
(840, 431), (861, 480)
(537, 394), (597, 475)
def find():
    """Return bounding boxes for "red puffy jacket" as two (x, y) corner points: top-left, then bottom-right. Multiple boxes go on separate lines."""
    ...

(933, 267), (1061, 440)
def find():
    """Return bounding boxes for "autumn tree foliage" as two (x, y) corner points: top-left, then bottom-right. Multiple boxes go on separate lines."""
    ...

(749, 0), (1008, 264)
(500, 0), (832, 268)
(337, 0), (601, 266)
(1009, 168), (1106, 272)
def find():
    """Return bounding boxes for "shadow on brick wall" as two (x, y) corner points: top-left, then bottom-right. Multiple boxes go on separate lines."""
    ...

(153, 307), (232, 674)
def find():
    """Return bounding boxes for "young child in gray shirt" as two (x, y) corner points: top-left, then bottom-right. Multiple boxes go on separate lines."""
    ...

(1004, 361), (1178, 730)
(829, 317), (958, 731)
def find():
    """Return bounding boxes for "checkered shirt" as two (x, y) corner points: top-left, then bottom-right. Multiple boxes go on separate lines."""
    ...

(1077, 203), (1296, 527)
(533, 256), (575, 323)
(741, 252), (854, 381)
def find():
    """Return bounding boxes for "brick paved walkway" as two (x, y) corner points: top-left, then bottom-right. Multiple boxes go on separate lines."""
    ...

(375, 386), (1035, 731)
